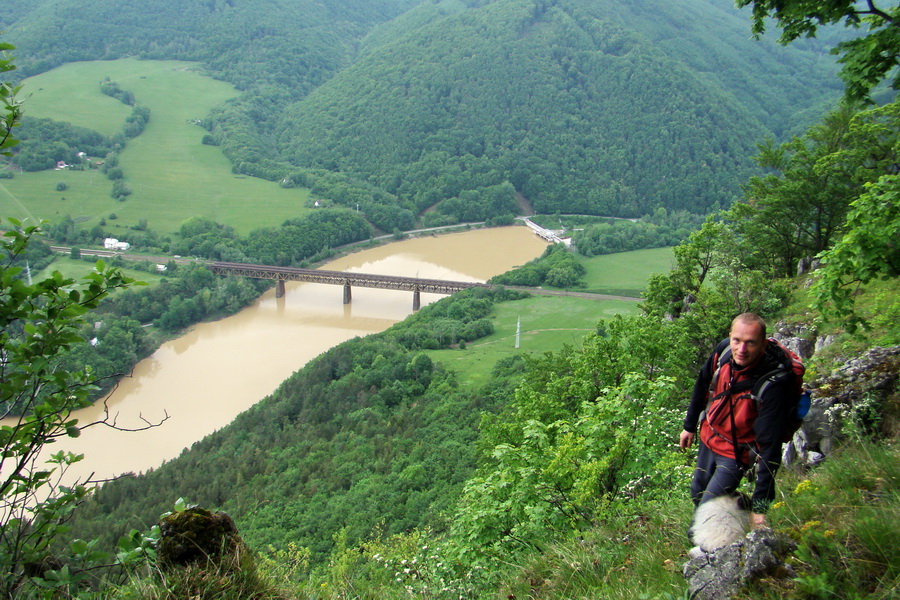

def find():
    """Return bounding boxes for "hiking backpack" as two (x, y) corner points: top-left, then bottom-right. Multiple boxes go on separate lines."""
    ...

(708, 338), (810, 444)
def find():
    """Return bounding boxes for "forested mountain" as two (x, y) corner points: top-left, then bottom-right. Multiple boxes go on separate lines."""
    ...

(276, 0), (843, 219)
(2, 0), (843, 223)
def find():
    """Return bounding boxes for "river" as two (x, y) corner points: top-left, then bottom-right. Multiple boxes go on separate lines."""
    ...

(39, 226), (549, 483)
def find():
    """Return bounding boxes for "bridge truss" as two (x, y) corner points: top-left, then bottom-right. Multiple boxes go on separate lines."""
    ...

(207, 261), (489, 309)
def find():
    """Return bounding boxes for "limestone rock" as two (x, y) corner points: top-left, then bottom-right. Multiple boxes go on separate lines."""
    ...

(784, 345), (899, 469)
(683, 528), (796, 600)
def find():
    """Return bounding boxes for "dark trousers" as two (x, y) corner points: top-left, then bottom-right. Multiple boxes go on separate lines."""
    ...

(690, 441), (746, 506)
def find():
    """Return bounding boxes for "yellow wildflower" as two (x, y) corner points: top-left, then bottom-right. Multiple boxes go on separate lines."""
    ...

(793, 480), (817, 495)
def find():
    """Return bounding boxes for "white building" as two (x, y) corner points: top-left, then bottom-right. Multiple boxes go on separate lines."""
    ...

(103, 238), (130, 251)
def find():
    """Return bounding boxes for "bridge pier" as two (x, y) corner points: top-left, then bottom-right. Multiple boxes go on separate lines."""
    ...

(275, 280), (285, 298)
(412, 289), (421, 311)
(343, 283), (352, 304)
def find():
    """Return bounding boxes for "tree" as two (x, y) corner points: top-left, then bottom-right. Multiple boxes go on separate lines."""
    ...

(0, 220), (162, 596)
(733, 105), (861, 276)
(450, 315), (694, 559)
(811, 173), (900, 331)
(0, 41), (22, 156)
(736, 0), (900, 101)
(751, 101), (900, 275)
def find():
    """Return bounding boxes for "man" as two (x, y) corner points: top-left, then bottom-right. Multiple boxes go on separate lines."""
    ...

(680, 313), (792, 528)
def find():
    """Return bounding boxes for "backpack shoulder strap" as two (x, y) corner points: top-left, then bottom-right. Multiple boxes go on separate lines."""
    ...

(707, 345), (731, 402)
(752, 340), (798, 401)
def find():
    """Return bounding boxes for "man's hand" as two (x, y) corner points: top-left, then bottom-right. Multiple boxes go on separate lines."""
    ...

(679, 430), (695, 450)
(750, 512), (767, 529)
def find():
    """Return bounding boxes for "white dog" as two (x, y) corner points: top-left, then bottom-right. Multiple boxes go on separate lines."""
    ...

(688, 493), (751, 557)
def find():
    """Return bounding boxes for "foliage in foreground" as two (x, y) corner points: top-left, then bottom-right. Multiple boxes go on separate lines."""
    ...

(235, 437), (895, 600)
(764, 440), (900, 600)
(0, 219), (157, 597)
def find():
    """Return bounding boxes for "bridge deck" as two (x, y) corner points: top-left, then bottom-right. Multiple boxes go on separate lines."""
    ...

(208, 261), (490, 294)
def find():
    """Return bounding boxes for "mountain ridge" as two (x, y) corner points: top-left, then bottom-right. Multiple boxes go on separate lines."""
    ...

(2, 0), (845, 222)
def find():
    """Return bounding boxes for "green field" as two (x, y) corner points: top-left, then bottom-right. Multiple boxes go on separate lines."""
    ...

(427, 246), (672, 388)
(1, 59), (311, 236)
(35, 255), (167, 287)
(428, 294), (640, 389)
(579, 246), (674, 296)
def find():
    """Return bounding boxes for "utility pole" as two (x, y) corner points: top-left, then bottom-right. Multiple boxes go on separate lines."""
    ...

(515, 315), (520, 349)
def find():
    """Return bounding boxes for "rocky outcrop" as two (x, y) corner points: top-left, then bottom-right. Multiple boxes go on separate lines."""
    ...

(771, 320), (899, 468)
(784, 345), (899, 469)
(683, 529), (796, 600)
(157, 507), (251, 572)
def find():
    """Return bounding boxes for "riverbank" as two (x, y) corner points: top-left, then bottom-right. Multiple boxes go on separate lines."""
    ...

(23, 226), (550, 483)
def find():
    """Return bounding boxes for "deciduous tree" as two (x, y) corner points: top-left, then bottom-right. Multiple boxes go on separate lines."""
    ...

(737, 0), (900, 101)
(0, 41), (21, 156)
(0, 219), (158, 595)
(811, 173), (900, 330)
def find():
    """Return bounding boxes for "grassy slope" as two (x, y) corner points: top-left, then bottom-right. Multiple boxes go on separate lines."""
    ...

(428, 247), (671, 389)
(1, 59), (311, 236)
(579, 246), (674, 297)
(429, 294), (640, 389)
(37, 255), (167, 286)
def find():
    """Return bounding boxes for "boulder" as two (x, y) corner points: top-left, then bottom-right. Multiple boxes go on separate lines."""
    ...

(157, 507), (250, 572)
(683, 529), (796, 600)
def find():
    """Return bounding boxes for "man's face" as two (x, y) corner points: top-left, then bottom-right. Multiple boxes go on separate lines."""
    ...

(729, 320), (767, 367)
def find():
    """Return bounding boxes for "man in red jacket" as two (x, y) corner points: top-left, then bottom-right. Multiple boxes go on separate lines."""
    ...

(679, 313), (791, 529)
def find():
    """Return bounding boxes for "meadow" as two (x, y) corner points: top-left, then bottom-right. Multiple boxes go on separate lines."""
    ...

(427, 245), (672, 388)
(1, 59), (311, 236)
(39, 255), (168, 287)
(428, 294), (641, 389)
(578, 246), (674, 297)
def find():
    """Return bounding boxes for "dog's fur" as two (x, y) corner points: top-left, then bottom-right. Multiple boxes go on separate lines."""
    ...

(688, 493), (751, 555)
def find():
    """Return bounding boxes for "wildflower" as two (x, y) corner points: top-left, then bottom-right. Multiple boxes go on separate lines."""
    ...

(801, 520), (822, 531)
(793, 480), (817, 495)
(771, 501), (785, 510)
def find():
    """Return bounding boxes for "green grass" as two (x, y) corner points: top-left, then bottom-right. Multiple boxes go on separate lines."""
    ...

(762, 439), (900, 600)
(36, 255), (167, 287)
(578, 247), (675, 297)
(428, 247), (671, 389)
(428, 295), (640, 389)
(3, 59), (311, 236)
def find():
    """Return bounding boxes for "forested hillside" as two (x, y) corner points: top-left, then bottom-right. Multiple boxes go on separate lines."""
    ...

(3, 0), (899, 592)
(2, 0), (843, 225)
(71, 288), (532, 561)
(275, 0), (841, 219)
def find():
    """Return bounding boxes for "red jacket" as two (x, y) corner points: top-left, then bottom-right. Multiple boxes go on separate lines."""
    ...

(700, 359), (760, 462)
(683, 338), (793, 511)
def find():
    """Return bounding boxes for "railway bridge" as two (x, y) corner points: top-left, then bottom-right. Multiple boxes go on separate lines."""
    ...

(207, 261), (489, 310)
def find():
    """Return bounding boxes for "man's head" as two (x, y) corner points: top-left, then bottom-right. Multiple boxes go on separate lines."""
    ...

(729, 313), (767, 367)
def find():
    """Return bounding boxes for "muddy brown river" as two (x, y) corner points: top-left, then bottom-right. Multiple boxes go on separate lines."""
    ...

(38, 226), (548, 483)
